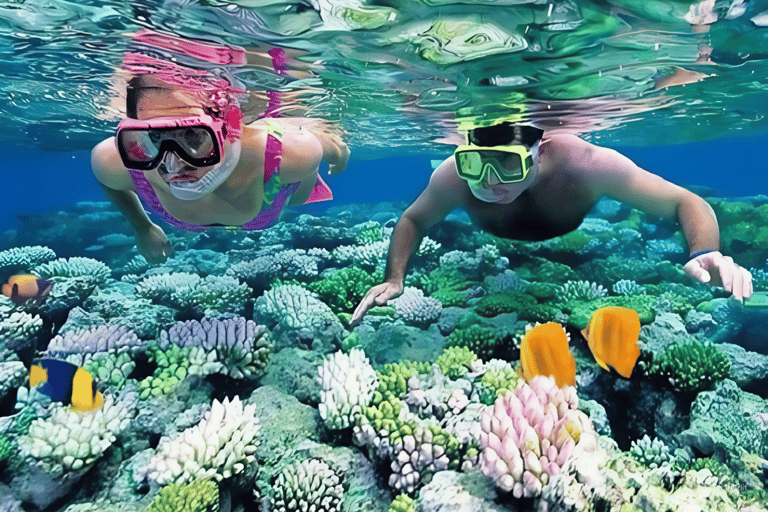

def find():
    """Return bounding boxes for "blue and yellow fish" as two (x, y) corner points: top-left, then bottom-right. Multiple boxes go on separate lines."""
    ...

(30, 359), (104, 412)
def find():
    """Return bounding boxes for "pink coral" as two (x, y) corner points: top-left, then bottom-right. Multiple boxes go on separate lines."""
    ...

(479, 375), (596, 498)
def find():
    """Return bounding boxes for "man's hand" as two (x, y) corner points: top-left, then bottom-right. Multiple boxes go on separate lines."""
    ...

(684, 250), (753, 301)
(350, 281), (404, 327)
(134, 222), (174, 264)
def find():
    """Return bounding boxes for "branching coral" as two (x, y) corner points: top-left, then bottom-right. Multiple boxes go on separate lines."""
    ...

(319, 348), (378, 430)
(172, 275), (252, 316)
(478, 375), (597, 498)
(138, 344), (222, 400)
(271, 459), (343, 512)
(159, 317), (272, 379)
(647, 341), (731, 393)
(147, 396), (259, 485)
(388, 494), (415, 512)
(0, 308), (43, 351)
(306, 266), (382, 314)
(436, 347), (478, 379)
(19, 394), (134, 477)
(46, 324), (144, 356)
(148, 478), (219, 512)
(630, 434), (675, 469)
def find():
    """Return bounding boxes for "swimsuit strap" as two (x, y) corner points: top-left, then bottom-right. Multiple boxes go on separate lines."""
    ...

(129, 169), (209, 232)
(241, 118), (299, 230)
(262, 48), (287, 119)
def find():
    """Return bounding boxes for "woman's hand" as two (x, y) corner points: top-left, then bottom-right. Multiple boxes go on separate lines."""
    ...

(134, 222), (174, 264)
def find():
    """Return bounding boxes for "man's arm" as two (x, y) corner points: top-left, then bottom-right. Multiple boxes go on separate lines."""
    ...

(554, 134), (719, 255)
(351, 158), (465, 325)
(557, 134), (751, 299)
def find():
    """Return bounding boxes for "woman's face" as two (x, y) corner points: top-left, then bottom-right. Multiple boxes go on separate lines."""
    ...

(135, 87), (221, 185)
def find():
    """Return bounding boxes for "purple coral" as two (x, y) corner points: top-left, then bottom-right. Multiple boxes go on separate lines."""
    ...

(479, 375), (596, 498)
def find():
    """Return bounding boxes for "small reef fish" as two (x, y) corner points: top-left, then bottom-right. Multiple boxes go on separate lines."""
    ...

(1, 274), (53, 306)
(30, 359), (104, 412)
(520, 322), (576, 388)
(581, 306), (641, 379)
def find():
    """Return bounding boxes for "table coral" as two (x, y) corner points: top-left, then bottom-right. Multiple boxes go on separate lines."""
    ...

(271, 458), (343, 512)
(478, 375), (597, 498)
(146, 396), (259, 485)
(0, 245), (57, 275)
(33, 257), (111, 287)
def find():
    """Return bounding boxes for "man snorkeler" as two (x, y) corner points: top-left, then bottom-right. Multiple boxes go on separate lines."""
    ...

(351, 122), (752, 325)
(92, 33), (349, 264)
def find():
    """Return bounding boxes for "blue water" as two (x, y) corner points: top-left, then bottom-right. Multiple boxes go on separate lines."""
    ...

(3, 133), (765, 236)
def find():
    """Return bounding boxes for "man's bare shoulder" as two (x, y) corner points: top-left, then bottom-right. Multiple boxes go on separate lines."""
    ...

(91, 138), (136, 192)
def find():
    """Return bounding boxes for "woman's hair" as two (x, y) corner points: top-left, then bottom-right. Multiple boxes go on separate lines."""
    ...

(125, 74), (235, 120)
(468, 122), (544, 147)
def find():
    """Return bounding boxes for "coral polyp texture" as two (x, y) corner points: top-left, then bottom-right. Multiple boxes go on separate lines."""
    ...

(271, 458), (343, 512)
(0, 245), (57, 274)
(319, 348), (379, 430)
(46, 324), (144, 356)
(146, 396), (259, 485)
(158, 316), (272, 379)
(147, 478), (219, 512)
(387, 287), (442, 326)
(19, 394), (134, 477)
(478, 375), (597, 498)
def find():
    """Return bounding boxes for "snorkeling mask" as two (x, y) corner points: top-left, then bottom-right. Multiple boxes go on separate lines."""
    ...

(454, 140), (534, 186)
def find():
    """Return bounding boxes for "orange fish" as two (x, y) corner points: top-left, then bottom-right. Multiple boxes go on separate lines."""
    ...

(581, 306), (641, 379)
(520, 322), (576, 388)
(1, 274), (53, 306)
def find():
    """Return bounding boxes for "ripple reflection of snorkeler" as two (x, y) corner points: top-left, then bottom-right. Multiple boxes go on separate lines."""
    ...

(92, 32), (349, 264)
(351, 122), (753, 326)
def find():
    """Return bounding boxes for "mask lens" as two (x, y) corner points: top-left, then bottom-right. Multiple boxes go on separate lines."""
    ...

(120, 130), (160, 162)
(456, 151), (483, 179)
(483, 150), (524, 182)
(175, 127), (215, 158)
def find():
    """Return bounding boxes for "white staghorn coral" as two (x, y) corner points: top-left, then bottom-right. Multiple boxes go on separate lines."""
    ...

(146, 396), (259, 485)
(318, 348), (378, 430)
(19, 394), (134, 477)
(271, 458), (343, 512)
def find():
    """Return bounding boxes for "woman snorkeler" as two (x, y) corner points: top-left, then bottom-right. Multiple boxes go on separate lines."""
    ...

(92, 30), (349, 263)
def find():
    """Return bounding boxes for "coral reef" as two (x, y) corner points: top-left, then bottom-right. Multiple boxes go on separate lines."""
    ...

(146, 396), (259, 485)
(478, 375), (597, 498)
(319, 348), (378, 430)
(271, 458), (343, 512)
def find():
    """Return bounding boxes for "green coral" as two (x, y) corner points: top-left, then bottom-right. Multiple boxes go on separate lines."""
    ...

(388, 494), (415, 512)
(376, 361), (431, 400)
(148, 479), (219, 512)
(514, 258), (577, 283)
(436, 347), (478, 379)
(630, 435), (675, 469)
(173, 275), (252, 316)
(445, 324), (500, 361)
(138, 345), (194, 399)
(355, 221), (383, 245)
(411, 266), (478, 307)
(341, 332), (362, 353)
(473, 292), (561, 323)
(566, 295), (657, 329)
(305, 266), (381, 314)
(0, 434), (12, 465)
(648, 341), (731, 393)
(82, 350), (135, 391)
(480, 364), (520, 401)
